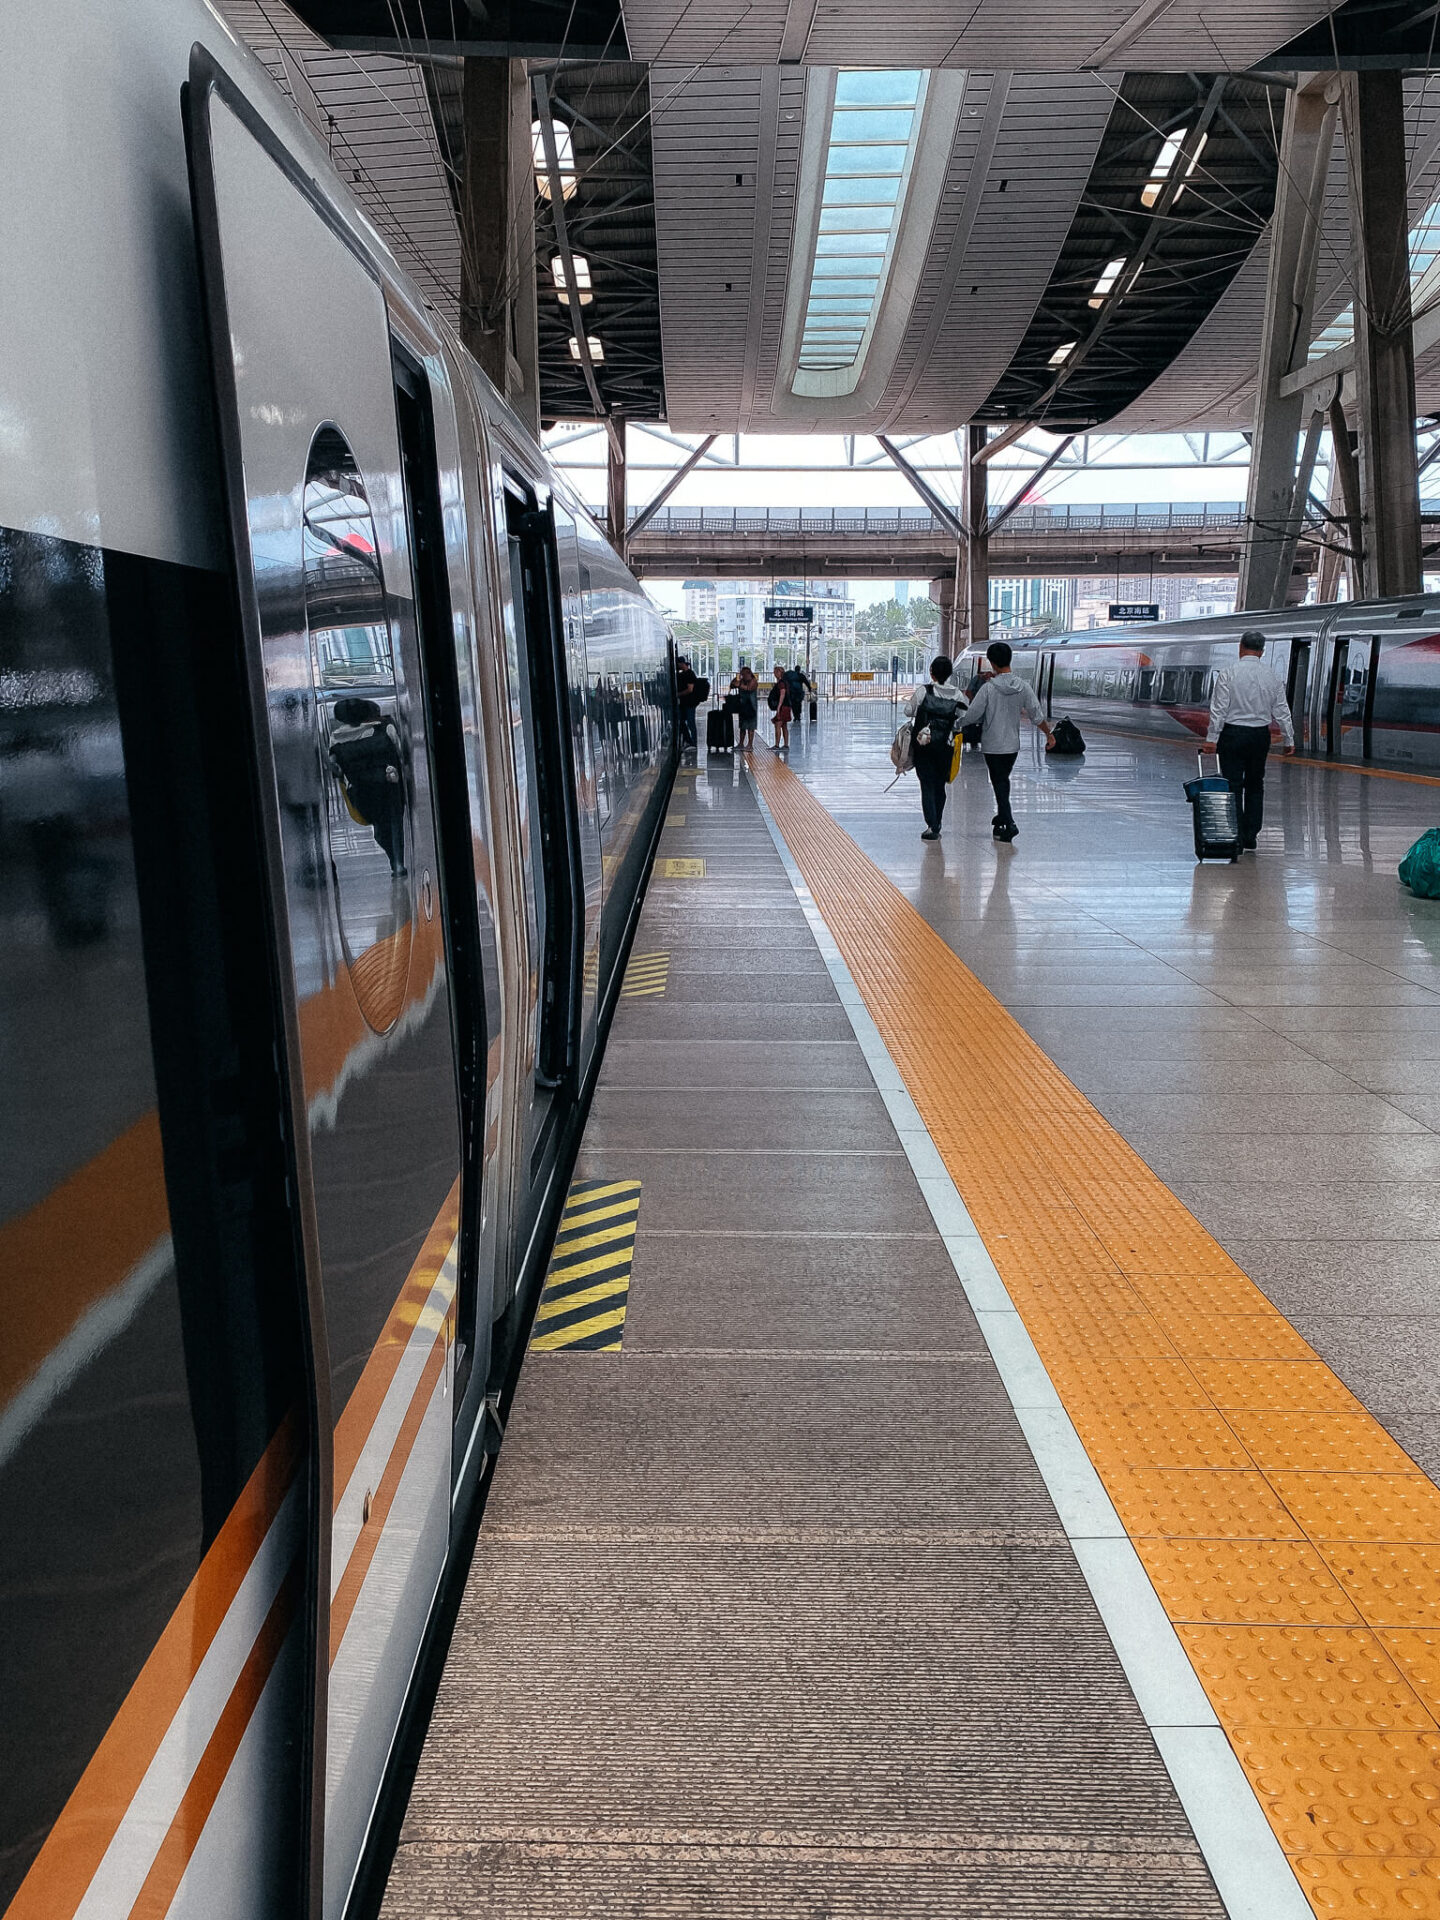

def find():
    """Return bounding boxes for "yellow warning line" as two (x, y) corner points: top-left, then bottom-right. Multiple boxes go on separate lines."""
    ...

(530, 1179), (640, 1354)
(749, 747), (1440, 1915)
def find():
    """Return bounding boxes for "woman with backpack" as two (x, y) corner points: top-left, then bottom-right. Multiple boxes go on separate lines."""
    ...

(904, 655), (967, 840)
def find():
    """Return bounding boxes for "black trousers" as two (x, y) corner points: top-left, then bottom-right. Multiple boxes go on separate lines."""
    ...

(1217, 723), (1270, 844)
(985, 751), (1019, 830)
(915, 747), (950, 832)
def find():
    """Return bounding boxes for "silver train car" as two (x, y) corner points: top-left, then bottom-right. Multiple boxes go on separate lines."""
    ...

(959, 593), (1440, 767)
(0, 5), (673, 1918)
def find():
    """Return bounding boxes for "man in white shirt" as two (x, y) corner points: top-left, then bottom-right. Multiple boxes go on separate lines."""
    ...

(1205, 631), (1295, 851)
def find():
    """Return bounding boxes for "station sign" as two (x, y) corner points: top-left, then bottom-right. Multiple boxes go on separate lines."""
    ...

(1109, 602), (1161, 622)
(764, 602), (814, 624)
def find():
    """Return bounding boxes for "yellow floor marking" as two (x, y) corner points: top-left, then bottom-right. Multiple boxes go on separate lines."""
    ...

(749, 748), (1440, 1915)
(530, 1303), (628, 1351)
(621, 951), (670, 999)
(654, 857), (704, 878)
(530, 1179), (639, 1354)
(553, 1197), (644, 1234)
(534, 1275), (630, 1322)
(548, 1219), (637, 1258)
(666, 812), (686, 826)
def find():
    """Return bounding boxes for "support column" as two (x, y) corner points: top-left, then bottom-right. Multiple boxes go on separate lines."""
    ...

(607, 419), (627, 559)
(964, 423), (989, 648)
(460, 59), (540, 436)
(1343, 69), (1421, 598)
(1326, 391), (1364, 599)
(929, 573), (957, 656)
(1239, 76), (1338, 610)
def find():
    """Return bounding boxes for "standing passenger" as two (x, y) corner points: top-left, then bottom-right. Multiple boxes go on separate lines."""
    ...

(955, 641), (1056, 843)
(769, 665), (792, 750)
(904, 655), (966, 841)
(731, 663), (759, 750)
(675, 656), (699, 749)
(1205, 631), (1295, 851)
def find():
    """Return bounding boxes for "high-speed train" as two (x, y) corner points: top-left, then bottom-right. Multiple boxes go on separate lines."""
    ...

(0, 5), (673, 1919)
(959, 593), (1440, 767)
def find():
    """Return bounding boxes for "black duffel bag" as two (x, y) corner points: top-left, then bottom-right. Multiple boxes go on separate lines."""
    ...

(1048, 716), (1085, 756)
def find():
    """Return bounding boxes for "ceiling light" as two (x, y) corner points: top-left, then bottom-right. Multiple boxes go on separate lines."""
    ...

(1089, 257), (1127, 307)
(1049, 341), (1075, 365)
(1141, 130), (1186, 209)
(569, 335), (604, 363)
(551, 253), (592, 304)
(532, 118), (577, 199)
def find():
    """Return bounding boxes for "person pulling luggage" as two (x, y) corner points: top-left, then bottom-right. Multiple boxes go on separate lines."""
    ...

(953, 640), (1056, 843)
(1205, 630), (1294, 851)
(903, 655), (967, 840)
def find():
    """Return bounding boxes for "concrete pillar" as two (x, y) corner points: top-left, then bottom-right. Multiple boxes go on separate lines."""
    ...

(963, 423), (989, 647)
(460, 59), (540, 437)
(1343, 69), (1421, 598)
(929, 573), (958, 657)
(1239, 76), (1338, 610)
(607, 419), (626, 559)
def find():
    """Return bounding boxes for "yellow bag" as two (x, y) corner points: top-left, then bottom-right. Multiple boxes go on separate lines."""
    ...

(948, 732), (963, 783)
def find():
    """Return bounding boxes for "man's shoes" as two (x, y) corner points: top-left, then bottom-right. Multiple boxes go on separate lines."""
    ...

(921, 828), (940, 841)
(1241, 838), (1258, 851)
(993, 823), (1018, 843)
(991, 813), (1000, 826)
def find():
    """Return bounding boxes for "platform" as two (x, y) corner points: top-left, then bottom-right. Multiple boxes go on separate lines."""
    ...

(383, 707), (1440, 1920)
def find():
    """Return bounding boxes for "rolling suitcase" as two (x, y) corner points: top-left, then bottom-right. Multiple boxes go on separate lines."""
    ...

(706, 706), (734, 755)
(1183, 752), (1240, 863)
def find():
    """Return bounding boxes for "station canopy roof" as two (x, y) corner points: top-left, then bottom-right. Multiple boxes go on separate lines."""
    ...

(230, 0), (1440, 436)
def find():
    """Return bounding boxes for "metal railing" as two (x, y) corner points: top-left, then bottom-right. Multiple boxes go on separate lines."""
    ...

(631, 502), (1255, 537)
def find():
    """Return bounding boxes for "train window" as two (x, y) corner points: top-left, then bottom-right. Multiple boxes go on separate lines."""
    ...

(302, 426), (413, 1032)
(1137, 666), (1156, 701)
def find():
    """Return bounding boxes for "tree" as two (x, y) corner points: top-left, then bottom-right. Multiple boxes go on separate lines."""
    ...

(856, 599), (912, 645)
(910, 596), (940, 633)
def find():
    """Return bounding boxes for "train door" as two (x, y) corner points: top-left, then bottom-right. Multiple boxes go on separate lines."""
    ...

(1324, 633), (1380, 759)
(1286, 640), (1312, 751)
(496, 473), (585, 1273)
(186, 58), (463, 1919)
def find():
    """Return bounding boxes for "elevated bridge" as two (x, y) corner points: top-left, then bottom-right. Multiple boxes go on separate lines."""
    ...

(626, 501), (1440, 582)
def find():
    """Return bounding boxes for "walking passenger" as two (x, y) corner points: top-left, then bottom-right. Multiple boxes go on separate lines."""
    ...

(1205, 630), (1295, 851)
(904, 655), (966, 841)
(769, 665), (792, 750)
(731, 663), (759, 749)
(954, 641), (1056, 843)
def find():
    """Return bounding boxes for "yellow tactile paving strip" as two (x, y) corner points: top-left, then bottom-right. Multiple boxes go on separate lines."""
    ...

(749, 748), (1440, 1917)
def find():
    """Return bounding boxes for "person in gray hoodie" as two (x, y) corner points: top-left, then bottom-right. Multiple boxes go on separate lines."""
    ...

(956, 640), (1056, 842)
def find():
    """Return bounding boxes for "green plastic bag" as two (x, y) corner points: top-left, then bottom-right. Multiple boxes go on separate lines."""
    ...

(1399, 828), (1440, 898)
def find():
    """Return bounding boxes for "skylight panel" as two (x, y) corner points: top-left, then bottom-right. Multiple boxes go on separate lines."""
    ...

(1141, 130), (1186, 209)
(796, 69), (927, 374)
(550, 253), (592, 304)
(532, 119), (576, 200)
(1089, 257), (1128, 307)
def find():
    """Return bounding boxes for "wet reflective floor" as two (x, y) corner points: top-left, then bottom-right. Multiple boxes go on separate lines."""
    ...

(772, 702), (1440, 1483)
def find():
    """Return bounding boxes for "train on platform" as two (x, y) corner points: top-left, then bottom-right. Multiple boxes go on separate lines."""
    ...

(0, 4), (674, 1918)
(959, 593), (1440, 767)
